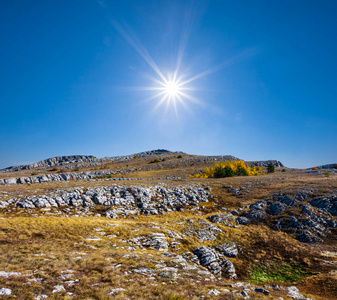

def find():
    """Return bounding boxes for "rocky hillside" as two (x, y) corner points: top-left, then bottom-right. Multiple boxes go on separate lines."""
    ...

(1, 155), (97, 172)
(0, 151), (336, 299)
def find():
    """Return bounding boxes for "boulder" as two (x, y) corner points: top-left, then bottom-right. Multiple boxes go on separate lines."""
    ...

(4, 178), (16, 185)
(141, 233), (168, 251)
(237, 216), (251, 225)
(246, 210), (266, 222)
(215, 242), (238, 258)
(193, 246), (236, 278)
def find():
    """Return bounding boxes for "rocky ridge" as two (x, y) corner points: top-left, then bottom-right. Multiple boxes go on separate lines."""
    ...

(1, 155), (96, 172)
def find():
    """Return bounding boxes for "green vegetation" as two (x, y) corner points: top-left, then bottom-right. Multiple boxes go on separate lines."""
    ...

(267, 163), (275, 173)
(214, 165), (235, 178)
(325, 171), (330, 178)
(282, 169), (286, 172)
(149, 159), (161, 164)
(248, 263), (306, 283)
(133, 154), (138, 159)
(177, 155), (182, 159)
(190, 160), (260, 178)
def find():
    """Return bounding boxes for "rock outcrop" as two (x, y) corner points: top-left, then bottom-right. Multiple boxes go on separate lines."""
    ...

(1, 155), (96, 172)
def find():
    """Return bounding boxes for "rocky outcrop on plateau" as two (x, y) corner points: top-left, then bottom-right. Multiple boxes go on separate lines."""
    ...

(0, 184), (211, 217)
(239, 190), (337, 243)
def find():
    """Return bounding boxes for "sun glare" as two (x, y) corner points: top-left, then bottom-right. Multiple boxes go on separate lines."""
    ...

(165, 80), (180, 97)
(112, 18), (255, 117)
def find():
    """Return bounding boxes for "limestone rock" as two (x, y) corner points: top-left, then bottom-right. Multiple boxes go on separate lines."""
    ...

(215, 242), (238, 258)
(104, 211), (118, 218)
(0, 288), (11, 296)
(246, 210), (266, 222)
(192, 246), (236, 278)
(141, 233), (168, 251)
(237, 216), (251, 225)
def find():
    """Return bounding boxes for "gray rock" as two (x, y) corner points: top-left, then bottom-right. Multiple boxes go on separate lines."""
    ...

(215, 242), (238, 257)
(109, 288), (126, 295)
(296, 230), (321, 243)
(208, 289), (220, 296)
(221, 257), (236, 278)
(142, 233), (168, 251)
(4, 178), (16, 185)
(16, 200), (35, 208)
(104, 211), (118, 218)
(52, 285), (66, 293)
(277, 195), (297, 206)
(241, 290), (249, 297)
(255, 288), (270, 295)
(181, 252), (200, 264)
(34, 198), (51, 208)
(237, 216), (251, 225)
(193, 246), (219, 266)
(246, 210), (266, 222)
(250, 200), (267, 211)
(193, 246), (236, 278)
(93, 193), (106, 205)
(207, 213), (235, 224)
(0, 201), (8, 208)
(266, 202), (285, 215)
(286, 286), (304, 299)
(0, 288), (11, 296)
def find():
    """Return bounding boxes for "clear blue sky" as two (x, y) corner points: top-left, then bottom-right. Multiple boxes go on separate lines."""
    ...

(1, 0), (336, 169)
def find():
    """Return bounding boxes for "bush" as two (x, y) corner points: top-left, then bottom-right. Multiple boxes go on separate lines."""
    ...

(213, 165), (235, 178)
(190, 160), (260, 178)
(133, 154), (138, 159)
(149, 159), (161, 164)
(325, 171), (330, 178)
(267, 163), (275, 173)
(162, 158), (166, 162)
(282, 169), (286, 172)
(177, 155), (182, 159)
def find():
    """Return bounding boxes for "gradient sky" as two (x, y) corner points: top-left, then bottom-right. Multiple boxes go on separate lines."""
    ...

(1, 0), (336, 169)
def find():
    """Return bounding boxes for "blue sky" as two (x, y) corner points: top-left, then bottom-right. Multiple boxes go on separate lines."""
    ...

(1, 0), (336, 169)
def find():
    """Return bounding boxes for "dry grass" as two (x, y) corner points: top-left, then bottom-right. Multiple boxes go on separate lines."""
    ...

(0, 209), (333, 299)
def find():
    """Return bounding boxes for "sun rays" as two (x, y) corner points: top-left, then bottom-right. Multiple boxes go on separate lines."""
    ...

(110, 18), (257, 118)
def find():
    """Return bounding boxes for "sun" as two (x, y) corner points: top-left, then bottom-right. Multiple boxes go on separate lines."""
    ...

(165, 80), (180, 97)
(146, 73), (198, 115)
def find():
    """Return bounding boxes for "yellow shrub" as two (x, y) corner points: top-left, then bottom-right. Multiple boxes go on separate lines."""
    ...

(190, 160), (260, 178)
